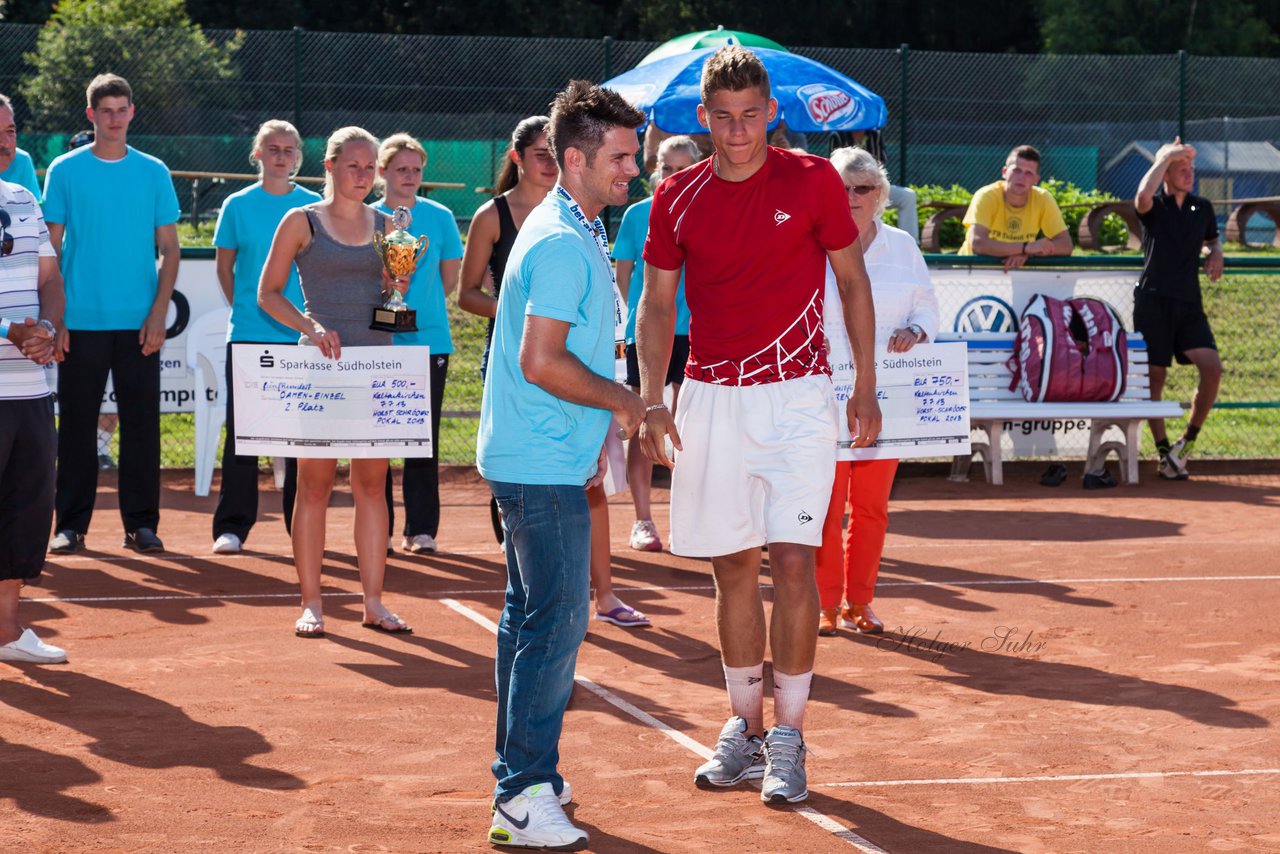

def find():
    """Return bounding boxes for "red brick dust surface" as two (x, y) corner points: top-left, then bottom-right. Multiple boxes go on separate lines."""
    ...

(2, 466), (1278, 853)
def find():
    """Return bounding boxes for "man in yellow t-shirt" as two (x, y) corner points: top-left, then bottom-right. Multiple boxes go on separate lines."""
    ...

(959, 145), (1072, 270)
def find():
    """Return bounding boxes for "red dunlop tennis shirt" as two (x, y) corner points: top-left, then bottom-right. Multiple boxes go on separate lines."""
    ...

(644, 146), (857, 386)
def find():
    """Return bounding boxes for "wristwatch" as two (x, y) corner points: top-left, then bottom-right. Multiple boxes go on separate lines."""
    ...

(907, 323), (925, 340)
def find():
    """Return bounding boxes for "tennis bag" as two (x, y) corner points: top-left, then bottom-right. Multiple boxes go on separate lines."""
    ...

(1007, 294), (1128, 402)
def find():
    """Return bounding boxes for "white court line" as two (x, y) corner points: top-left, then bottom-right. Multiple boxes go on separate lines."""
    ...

(876, 574), (1280, 588)
(27, 573), (1280, 605)
(819, 768), (1280, 788)
(25, 591), (363, 604)
(440, 598), (889, 854)
(41, 537), (1280, 563)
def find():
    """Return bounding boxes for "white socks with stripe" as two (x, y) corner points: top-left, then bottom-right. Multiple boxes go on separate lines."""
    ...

(772, 669), (813, 732)
(722, 662), (765, 736)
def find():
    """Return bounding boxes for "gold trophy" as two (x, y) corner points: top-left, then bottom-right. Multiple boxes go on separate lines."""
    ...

(370, 206), (427, 332)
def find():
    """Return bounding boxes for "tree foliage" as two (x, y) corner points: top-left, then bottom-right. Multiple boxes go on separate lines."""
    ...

(20, 0), (241, 131)
(1040, 0), (1279, 56)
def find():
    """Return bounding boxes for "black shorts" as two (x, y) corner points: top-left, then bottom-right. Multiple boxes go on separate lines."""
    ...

(1132, 291), (1216, 367)
(625, 335), (690, 389)
(0, 396), (56, 582)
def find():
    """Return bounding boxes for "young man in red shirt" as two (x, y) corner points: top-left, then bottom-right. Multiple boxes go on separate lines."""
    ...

(637, 46), (881, 804)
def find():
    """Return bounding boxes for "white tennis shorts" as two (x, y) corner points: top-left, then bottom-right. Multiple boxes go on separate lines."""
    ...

(669, 373), (838, 557)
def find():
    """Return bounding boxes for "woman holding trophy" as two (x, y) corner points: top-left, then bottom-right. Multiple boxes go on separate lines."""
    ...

(259, 126), (412, 638)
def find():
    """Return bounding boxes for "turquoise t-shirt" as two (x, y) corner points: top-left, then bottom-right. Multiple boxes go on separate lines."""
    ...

(0, 149), (41, 202)
(42, 146), (181, 330)
(477, 190), (615, 485)
(373, 196), (463, 354)
(214, 183), (321, 343)
(612, 196), (689, 342)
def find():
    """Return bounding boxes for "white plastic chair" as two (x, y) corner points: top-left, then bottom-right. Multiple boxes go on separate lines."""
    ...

(185, 307), (230, 497)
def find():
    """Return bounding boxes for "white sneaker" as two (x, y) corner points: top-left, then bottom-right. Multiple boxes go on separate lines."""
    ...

(386, 537), (394, 556)
(1167, 438), (1193, 480)
(492, 781), (572, 811)
(488, 782), (587, 850)
(629, 519), (663, 552)
(0, 628), (68, 664)
(212, 533), (243, 554)
(403, 533), (438, 554)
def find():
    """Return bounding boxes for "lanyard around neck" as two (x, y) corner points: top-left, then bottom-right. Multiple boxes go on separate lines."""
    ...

(553, 185), (625, 348)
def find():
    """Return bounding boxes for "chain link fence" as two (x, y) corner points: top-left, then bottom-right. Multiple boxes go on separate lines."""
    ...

(2, 24), (1277, 464)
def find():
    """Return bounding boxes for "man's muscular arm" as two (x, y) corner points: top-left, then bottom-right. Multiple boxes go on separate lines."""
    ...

(828, 240), (882, 447)
(521, 315), (645, 439)
(635, 262), (681, 467)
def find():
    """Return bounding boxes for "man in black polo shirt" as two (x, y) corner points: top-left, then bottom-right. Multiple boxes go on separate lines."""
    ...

(1133, 138), (1223, 480)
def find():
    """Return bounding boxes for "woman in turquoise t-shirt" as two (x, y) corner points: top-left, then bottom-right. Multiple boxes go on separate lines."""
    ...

(212, 120), (320, 556)
(374, 134), (463, 555)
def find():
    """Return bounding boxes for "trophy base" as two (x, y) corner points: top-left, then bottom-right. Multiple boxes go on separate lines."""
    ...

(370, 307), (418, 333)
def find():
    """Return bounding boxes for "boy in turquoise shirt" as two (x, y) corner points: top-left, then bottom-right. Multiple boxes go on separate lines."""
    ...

(43, 73), (180, 556)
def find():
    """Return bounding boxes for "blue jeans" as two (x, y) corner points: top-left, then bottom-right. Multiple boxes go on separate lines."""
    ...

(486, 480), (591, 803)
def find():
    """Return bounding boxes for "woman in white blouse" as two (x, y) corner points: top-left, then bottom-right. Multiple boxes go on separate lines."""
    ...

(818, 146), (940, 637)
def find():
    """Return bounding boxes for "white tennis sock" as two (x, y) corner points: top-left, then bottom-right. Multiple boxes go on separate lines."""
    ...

(722, 662), (765, 736)
(772, 669), (813, 732)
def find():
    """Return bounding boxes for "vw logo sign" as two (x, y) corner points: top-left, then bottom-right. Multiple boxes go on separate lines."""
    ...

(955, 296), (1017, 333)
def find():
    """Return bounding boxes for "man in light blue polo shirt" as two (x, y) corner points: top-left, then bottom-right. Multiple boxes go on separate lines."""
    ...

(374, 133), (464, 554)
(0, 146), (41, 202)
(478, 81), (645, 851)
(43, 73), (180, 556)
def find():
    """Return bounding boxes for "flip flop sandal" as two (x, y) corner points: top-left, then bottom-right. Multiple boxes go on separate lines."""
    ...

(362, 614), (413, 634)
(594, 606), (651, 628)
(295, 609), (325, 638)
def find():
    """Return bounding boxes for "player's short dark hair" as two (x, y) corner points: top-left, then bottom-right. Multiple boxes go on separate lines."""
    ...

(548, 80), (644, 168)
(701, 46), (771, 102)
(87, 73), (132, 110)
(1006, 145), (1042, 168)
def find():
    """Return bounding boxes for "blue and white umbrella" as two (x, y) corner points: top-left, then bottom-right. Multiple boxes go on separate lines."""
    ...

(603, 47), (886, 134)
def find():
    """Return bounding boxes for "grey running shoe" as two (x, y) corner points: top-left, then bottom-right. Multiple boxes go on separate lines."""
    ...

(49, 529), (85, 555)
(695, 716), (764, 789)
(761, 725), (809, 804)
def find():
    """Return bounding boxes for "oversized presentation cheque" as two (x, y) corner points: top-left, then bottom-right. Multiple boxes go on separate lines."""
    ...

(231, 344), (433, 459)
(831, 341), (972, 462)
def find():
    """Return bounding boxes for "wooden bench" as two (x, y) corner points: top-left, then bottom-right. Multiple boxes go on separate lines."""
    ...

(941, 332), (1181, 485)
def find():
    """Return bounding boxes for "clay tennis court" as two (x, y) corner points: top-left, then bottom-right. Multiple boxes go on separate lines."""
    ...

(3, 464), (1278, 852)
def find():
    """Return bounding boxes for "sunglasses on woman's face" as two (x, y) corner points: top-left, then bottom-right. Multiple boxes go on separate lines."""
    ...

(0, 209), (12, 257)
(845, 184), (878, 196)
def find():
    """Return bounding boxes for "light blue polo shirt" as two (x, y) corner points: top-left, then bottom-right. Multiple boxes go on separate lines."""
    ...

(612, 196), (689, 342)
(214, 182), (321, 343)
(42, 146), (180, 330)
(477, 190), (615, 485)
(0, 149), (41, 202)
(374, 196), (463, 354)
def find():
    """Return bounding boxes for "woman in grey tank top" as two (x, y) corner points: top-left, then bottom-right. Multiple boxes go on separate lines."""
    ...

(259, 126), (412, 640)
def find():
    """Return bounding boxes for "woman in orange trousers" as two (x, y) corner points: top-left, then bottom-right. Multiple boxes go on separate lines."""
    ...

(817, 146), (939, 636)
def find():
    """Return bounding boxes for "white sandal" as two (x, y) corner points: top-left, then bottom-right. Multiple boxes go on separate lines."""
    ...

(295, 608), (325, 638)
